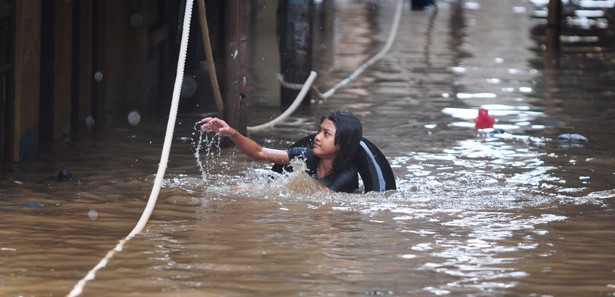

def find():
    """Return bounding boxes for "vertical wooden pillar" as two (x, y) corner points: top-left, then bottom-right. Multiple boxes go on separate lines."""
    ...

(277, 0), (314, 106)
(92, 0), (104, 125)
(313, 0), (334, 80)
(224, 0), (247, 135)
(0, 0), (14, 164)
(39, 0), (90, 140)
(53, 0), (73, 138)
(13, 0), (40, 161)
(76, 1), (93, 130)
(545, 0), (561, 67)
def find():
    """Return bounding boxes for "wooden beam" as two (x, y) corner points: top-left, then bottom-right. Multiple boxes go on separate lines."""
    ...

(53, 0), (73, 138)
(277, 0), (314, 106)
(197, 0), (224, 119)
(224, 0), (247, 135)
(545, 0), (562, 66)
(13, 0), (40, 161)
(76, 1), (93, 127)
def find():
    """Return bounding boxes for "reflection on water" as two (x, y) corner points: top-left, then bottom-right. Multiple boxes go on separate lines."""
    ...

(2, 0), (615, 296)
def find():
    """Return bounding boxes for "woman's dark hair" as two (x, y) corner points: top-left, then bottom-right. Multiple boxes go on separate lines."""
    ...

(321, 111), (363, 177)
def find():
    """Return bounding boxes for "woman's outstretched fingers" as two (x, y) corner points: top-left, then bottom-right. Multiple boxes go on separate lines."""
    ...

(199, 117), (216, 132)
(199, 118), (232, 136)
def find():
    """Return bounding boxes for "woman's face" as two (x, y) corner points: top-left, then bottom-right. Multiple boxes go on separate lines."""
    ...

(313, 119), (339, 159)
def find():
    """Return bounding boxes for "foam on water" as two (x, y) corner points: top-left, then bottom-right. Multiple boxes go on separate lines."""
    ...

(163, 127), (615, 219)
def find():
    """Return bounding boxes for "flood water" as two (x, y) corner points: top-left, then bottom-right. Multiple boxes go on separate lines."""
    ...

(2, 0), (615, 296)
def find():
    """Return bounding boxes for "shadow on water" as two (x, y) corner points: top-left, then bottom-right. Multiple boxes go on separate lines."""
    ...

(2, 0), (615, 296)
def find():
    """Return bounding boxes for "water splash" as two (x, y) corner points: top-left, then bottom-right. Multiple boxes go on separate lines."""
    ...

(193, 123), (223, 182)
(190, 126), (323, 196)
(222, 159), (326, 198)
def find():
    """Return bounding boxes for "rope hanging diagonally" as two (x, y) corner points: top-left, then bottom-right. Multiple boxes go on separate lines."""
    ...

(247, 71), (318, 131)
(197, 0), (224, 119)
(247, 0), (404, 132)
(67, 0), (403, 293)
(66, 0), (195, 295)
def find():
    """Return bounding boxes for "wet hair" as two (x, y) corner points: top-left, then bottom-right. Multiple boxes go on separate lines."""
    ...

(321, 111), (363, 178)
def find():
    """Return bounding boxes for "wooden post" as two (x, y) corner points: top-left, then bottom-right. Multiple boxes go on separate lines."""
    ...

(76, 0), (93, 132)
(1, 0), (15, 164)
(197, 0), (224, 119)
(53, 0), (73, 138)
(313, 0), (334, 81)
(224, 0), (247, 135)
(277, 0), (314, 106)
(545, 0), (562, 67)
(13, 0), (41, 161)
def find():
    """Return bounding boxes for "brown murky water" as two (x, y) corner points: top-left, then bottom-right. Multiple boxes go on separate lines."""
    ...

(2, 0), (615, 296)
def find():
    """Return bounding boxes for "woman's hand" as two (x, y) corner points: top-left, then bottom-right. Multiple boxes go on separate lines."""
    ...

(200, 117), (237, 138)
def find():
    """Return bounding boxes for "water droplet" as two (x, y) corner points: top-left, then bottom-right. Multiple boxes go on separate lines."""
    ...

(181, 75), (197, 97)
(128, 111), (141, 126)
(88, 209), (98, 220)
(94, 71), (103, 82)
(85, 116), (95, 128)
(130, 14), (143, 28)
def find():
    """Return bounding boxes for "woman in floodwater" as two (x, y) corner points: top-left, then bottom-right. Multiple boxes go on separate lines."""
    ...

(200, 111), (363, 193)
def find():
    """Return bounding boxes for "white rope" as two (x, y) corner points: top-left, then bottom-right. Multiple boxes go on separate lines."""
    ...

(247, 0), (403, 131)
(247, 71), (318, 131)
(66, 0), (194, 295)
(67, 1), (402, 293)
(321, 0), (403, 99)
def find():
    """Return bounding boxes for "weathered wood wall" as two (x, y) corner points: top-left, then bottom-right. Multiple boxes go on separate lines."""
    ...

(14, 0), (40, 161)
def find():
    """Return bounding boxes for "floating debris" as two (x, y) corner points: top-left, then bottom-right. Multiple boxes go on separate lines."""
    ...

(474, 108), (495, 129)
(57, 168), (74, 181)
(557, 133), (588, 143)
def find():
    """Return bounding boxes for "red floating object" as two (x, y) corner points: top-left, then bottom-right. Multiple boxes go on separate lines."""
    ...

(474, 108), (495, 129)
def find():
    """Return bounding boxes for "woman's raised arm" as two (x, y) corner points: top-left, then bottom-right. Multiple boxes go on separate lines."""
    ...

(200, 117), (290, 164)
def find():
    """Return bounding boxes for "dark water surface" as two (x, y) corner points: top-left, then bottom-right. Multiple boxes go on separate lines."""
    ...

(2, 0), (615, 296)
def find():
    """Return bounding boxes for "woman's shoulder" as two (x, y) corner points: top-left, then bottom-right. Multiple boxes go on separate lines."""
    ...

(327, 166), (359, 193)
(334, 166), (358, 178)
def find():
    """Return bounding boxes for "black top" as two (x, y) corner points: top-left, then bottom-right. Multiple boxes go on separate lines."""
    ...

(287, 147), (359, 193)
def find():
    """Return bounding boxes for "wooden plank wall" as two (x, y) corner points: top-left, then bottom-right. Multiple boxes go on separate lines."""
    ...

(97, 0), (148, 122)
(13, 0), (40, 161)
(77, 1), (93, 127)
(53, 0), (73, 138)
(5, 0), (243, 164)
